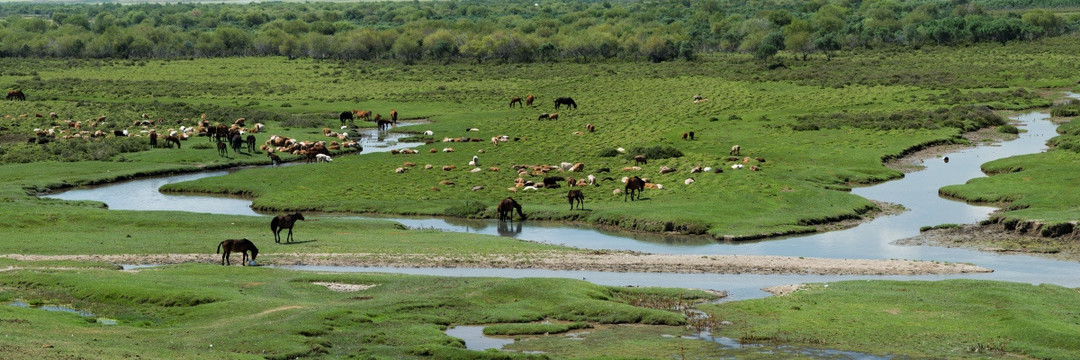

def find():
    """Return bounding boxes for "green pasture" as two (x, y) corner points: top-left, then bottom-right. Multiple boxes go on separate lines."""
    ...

(705, 280), (1080, 359)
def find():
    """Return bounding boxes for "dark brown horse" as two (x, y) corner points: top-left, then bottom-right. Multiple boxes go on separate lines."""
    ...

(149, 132), (158, 148)
(217, 141), (227, 157)
(567, 189), (584, 210)
(376, 119), (392, 131)
(509, 97), (523, 108)
(246, 134), (256, 153)
(339, 110), (354, 127)
(271, 212), (305, 243)
(554, 97), (577, 110)
(218, 238), (258, 266)
(268, 152), (282, 166)
(497, 197), (525, 222)
(624, 176), (645, 202)
(6, 89), (26, 101)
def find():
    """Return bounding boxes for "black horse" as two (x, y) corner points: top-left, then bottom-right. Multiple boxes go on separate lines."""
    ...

(567, 189), (585, 210)
(497, 197), (525, 222)
(271, 212), (305, 243)
(218, 238), (258, 266)
(230, 133), (243, 154)
(554, 97), (577, 110)
(246, 134), (256, 153)
(624, 176), (645, 202)
(339, 111), (354, 127)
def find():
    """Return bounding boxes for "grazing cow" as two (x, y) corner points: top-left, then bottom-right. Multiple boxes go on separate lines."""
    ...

(246, 135), (256, 153)
(510, 97), (523, 108)
(271, 212), (305, 243)
(554, 97), (577, 110)
(497, 197), (525, 221)
(268, 152), (282, 166)
(390, 109), (398, 124)
(634, 155), (647, 165)
(339, 111), (354, 127)
(624, 176), (645, 201)
(730, 145), (740, 156)
(525, 94), (534, 107)
(567, 189), (584, 210)
(217, 141), (228, 157)
(538, 113), (550, 120)
(217, 238), (258, 266)
(6, 89), (26, 101)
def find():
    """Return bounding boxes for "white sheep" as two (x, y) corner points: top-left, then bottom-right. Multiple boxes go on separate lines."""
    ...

(586, 174), (596, 186)
(703, 167), (713, 173)
(731, 164), (743, 170)
(424, 130), (434, 136)
(470, 155), (479, 166)
(316, 154), (332, 163)
(684, 178), (695, 185)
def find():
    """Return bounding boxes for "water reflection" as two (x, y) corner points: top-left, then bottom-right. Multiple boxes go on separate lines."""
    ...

(496, 220), (522, 237)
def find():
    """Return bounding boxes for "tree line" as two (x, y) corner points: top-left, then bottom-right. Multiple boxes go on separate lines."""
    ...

(0, 0), (1076, 63)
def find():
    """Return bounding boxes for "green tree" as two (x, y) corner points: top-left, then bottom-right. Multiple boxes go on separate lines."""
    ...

(391, 31), (422, 64)
(813, 32), (840, 60)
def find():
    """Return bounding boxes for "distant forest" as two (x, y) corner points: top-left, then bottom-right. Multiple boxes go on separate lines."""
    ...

(0, 0), (1076, 63)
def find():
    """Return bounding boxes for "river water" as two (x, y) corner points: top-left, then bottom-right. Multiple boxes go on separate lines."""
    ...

(45, 105), (1080, 302)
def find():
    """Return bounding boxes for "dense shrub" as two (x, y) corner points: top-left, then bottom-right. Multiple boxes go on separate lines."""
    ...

(0, 136), (147, 164)
(626, 146), (683, 160)
(790, 105), (1006, 131)
(1050, 99), (1080, 117)
(997, 124), (1020, 134)
(597, 148), (621, 157)
(443, 201), (487, 217)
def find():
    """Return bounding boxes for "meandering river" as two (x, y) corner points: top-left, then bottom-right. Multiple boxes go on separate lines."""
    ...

(45, 104), (1080, 302)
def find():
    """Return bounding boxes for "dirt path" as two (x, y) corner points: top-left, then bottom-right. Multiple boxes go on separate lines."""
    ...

(0, 252), (990, 276)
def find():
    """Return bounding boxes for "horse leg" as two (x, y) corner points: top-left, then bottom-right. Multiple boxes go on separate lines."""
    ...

(287, 228), (293, 243)
(223, 251), (231, 266)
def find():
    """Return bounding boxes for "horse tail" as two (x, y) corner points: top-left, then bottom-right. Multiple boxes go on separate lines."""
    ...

(217, 241), (224, 254)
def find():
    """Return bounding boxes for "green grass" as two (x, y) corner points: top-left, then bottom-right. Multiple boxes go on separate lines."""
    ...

(0, 262), (714, 359)
(707, 280), (1080, 359)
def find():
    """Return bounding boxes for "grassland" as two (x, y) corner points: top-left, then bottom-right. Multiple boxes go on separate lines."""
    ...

(2, 35), (1080, 359)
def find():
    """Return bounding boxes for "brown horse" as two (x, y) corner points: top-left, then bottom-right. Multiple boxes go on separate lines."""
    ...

(567, 189), (584, 210)
(217, 141), (227, 157)
(497, 197), (525, 221)
(268, 152), (282, 166)
(376, 119), (392, 131)
(165, 135), (181, 149)
(353, 109), (372, 122)
(509, 97), (523, 108)
(217, 238), (258, 266)
(6, 89), (26, 101)
(525, 94), (534, 107)
(390, 109), (398, 124)
(246, 134), (256, 153)
(149, 131), (158, 148)
(271, 212), (305, 243)
(624, 176), (645, 202)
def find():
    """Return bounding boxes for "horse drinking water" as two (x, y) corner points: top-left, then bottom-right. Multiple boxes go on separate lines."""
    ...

(497, 197), (525, 222)
(271, 212), (305, 243)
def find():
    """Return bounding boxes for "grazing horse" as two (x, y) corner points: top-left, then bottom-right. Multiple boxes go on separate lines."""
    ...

(149, 132), (158, 148)
(525, 94), (534, 107)
(164, 135), (181, 149)
(206, 125), (217, 142)
(217, 141), (227, 157)
(510, 97), (523, 108)
(624, 176), (645, 202)
(538, 113), (550, 120)
(353, 109), (372, 122)
(729, 145), (740, 156)
(271, 212), (305, 243)
(6, 89), (26, 101)
(339, 111), (354, 127)
(497, 197), (525, 221)
(554, 97), (577, 110)
(218, 238), (258, 266)
(567, 189), (584, 210)
(547, 113), (559, 121)
(268, 152), (282, 166)
(390, 109), (398, 124)
(215, 125), (228, 143)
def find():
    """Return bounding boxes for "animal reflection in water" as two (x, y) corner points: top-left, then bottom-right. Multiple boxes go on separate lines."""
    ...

(497, 219), (523, 236)
(217, 238), (258, 266)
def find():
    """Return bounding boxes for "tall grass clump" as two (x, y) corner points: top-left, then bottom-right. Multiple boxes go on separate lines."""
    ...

(1050, 99), (1080, 117)
(997, 124), (1020, 134)
(791, 105), (1006, 132)
(626, 146), (683, 160)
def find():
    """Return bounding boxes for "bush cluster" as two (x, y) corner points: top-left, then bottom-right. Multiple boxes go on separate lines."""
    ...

(1050, 99), (1080, 117)
(626, 146), (683, 160)
(791, 105), (1005, 131)
(0, 136), (147, 164)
